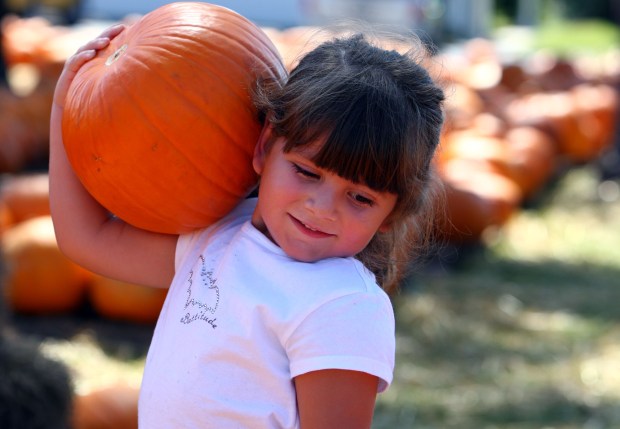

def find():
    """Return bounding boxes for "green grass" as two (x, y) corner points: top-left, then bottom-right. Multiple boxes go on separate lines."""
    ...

(532, 20), (620, 56)
(373, 166), (620, 428)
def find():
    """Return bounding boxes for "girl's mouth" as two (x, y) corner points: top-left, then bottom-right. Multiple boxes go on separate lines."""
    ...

(289, 214), (334, 238)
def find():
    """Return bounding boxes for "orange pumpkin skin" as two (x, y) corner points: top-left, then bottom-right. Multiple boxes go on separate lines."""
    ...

(503, 126), (557, 198)
(62, 2), (286, 234)
(88, 275), (168, 324)
(0, 173), (51, 226)
(439, 127), (558, 199)
(0, 200), (13, 236)
(438, 159), (523, 243)
(2, 216), (90, 314)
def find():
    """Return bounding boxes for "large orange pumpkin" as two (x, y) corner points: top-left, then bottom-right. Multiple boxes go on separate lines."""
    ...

(62, 2), (286, 234)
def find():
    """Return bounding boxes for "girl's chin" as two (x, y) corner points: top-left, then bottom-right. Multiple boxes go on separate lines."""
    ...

(278, 239), (324, 263)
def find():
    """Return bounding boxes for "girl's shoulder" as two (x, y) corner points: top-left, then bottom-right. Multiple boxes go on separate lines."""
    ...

(261, 254), (393, 330)
(175, 198), (257, 268)
(299, 256), (385, 297)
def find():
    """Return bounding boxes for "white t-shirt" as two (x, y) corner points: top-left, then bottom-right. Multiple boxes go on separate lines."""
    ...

(138, 199), (395, 428)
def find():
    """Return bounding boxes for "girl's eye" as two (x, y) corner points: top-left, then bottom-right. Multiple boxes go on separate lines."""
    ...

(292, 163), (320, 180)
(351, 193), (374, 207)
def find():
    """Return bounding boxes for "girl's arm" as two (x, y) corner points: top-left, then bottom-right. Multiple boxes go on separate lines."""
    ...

(294, 369), (379, 429)
(49, 25), (177, 288)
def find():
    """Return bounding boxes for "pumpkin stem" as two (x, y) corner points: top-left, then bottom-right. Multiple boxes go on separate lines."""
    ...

(106, 44), (128, 66)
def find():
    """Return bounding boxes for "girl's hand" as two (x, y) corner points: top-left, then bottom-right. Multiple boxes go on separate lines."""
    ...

(53, 24), (125, 109)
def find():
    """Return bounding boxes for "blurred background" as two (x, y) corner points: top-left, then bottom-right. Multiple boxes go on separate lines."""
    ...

(0, 1), (619, 428)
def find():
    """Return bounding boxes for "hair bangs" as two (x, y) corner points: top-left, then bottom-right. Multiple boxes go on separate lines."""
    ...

(288, 91), (409, 195)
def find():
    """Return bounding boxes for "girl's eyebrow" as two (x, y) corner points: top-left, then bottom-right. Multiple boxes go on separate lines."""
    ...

(290, 152), (380, 194)
(288, 146), (320, 161)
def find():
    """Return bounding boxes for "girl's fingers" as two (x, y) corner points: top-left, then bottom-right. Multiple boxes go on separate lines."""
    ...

(66, 48), (96, 73)
(54, 46), (104, 107)
(53, 24), (126, 107)
(75, 35), (110, 57)
(100, 23), (126, 40)
(66, 24), (126, 70)
(78, 24), (126, 54)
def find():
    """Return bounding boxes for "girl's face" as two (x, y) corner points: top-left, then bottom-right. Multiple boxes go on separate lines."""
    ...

(251, 135), (397, 263)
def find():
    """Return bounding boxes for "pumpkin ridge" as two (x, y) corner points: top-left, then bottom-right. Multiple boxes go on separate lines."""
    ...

(140, 1), (286, 87)
(145, 27), (283, 104)
(140, 38), (255, 110)
(158, 2), (285, 68)
(201, 7), (285, 64)
(124, 27), (272, 150)
(145, 2), (285, 72)
(190, 20), (286, 81)
(83, 143), (233, 232)
(113, 52), (258, 198)
(141, 39), (265, 160)
(115, 167), (228, 230)
(114, 66), (251, 202)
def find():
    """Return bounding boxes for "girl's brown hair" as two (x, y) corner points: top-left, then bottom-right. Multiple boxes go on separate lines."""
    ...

(253, 29), (445, 293)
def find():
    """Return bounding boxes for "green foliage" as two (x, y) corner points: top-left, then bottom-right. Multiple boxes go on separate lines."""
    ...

(532, 20), (620, 55)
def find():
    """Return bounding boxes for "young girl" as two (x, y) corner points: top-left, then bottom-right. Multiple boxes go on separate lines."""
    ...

(50, 24), (445, 429)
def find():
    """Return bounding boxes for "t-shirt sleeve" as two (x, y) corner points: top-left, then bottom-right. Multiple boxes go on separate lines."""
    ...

(286, 291), (395, 392)
(175, 232), (194, 272)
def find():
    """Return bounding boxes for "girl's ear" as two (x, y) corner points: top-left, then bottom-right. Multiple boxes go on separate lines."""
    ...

(378, 209), (398, 233)
(252, 122), (274, 175)
(378, 221), (393, 233)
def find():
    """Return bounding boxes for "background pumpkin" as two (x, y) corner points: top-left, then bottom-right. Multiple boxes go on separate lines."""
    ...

(0, 200), (13, 235)
(62, 2), (287, 234)
(503, 126), (558, 198)
(570, 83), (618, 155)
(1, 215), (91, 314)
(438, 158), (523, 243)
(88, 275), (167, 324)
(0, 172), (51, 226)
(504, 91), (597, 163)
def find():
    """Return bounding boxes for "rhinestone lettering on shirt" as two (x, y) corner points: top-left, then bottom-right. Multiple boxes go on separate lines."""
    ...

(180, 254), (219, 328)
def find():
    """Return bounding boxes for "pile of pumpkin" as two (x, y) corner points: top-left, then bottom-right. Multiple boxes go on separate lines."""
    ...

(1, 11), (619, 323)
(0, 12), (72, 170)
(1, 172), (169, 323)
(430, 37), (619, 243)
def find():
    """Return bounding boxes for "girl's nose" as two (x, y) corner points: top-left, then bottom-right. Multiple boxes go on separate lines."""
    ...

(305, 185), (337, 220)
